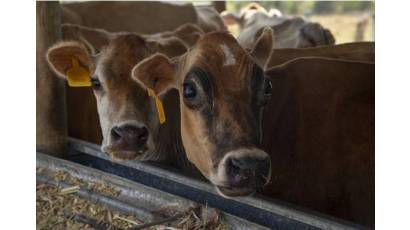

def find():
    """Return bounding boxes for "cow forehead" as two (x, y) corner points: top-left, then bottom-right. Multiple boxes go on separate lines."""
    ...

(196, 32), (239, 49)
(190, 32), (255, 89)
(95, 34), (151, 82)
(106, 35), (150, 64)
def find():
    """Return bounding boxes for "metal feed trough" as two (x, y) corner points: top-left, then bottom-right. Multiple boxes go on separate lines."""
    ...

(36, 138), (366, 230)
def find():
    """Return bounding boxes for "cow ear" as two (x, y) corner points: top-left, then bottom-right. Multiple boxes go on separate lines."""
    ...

(268, 9), (283, 18)
(177, 31), (202, 47)
(147, 36), (188, 58)
(131, 54), (177, 96)
(250, 27), (274, 70)
(174, 23), (204, 37)
(173, 23), (204, 47)
(300, 23), (335, 46)
(46, 41), (91, 80)
(220, 11), (241, 26)
(62, 23), (112, 54)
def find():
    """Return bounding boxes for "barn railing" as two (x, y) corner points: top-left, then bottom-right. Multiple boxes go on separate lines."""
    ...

(37, 137), (366, 230)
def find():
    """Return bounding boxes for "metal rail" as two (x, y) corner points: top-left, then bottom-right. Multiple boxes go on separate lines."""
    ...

(58, 138), (366, 230)
(37, 152), (269, 230)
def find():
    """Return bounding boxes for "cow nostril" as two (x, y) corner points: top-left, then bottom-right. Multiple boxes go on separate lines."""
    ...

(137, 127), (149, 142)
(228, 158), (254, 182)
(111, 126), (122, 141)
(110, 125), (149, 145)
(227, 155), (271, 186)
(228, 158), (242, 175)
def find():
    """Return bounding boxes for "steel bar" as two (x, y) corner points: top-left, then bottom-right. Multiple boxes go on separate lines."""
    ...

(64, 138), (364, 230)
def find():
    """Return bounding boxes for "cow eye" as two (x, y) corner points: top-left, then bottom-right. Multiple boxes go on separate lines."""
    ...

(183, 82), (197, 100)
(91, 78), (102, 91)
(264, 78), (272, 97)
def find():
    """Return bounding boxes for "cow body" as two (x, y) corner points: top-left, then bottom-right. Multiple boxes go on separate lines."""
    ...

(268, 42), (374, 67)
(131, 30), (374, 226)
(262, 58), (374, 227)
(47, 24), (200, 171)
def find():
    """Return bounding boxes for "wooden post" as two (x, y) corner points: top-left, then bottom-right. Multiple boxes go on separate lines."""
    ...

(372, 13), (375, 41)
(355, 16), (368, 42)
(36, 1), (67, 156)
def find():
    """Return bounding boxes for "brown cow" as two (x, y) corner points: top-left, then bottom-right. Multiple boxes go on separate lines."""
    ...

(131, 28), (374, 226)
(46, 26), (190, 167)
(63, 23), (372, 146)
(62, 1), (226, 34)
(221, 3), (335, 49)
(62, 23), (204, 144)
(262, 58), (374, 227)
(132, 30), (273, 197)
(60, 23), (204, 146)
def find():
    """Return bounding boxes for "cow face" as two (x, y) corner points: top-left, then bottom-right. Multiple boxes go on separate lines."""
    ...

(132, 28), (274, 197)
(46, 32), (187, 161)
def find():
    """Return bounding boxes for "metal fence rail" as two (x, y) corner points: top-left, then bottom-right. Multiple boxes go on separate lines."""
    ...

(49, 137), (366, 230)
(37, 152), (269, 229)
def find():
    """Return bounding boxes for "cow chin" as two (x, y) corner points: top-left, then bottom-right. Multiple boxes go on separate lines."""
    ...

(102, 145), (148, 161)
(209, 148), (271, 198)
(209, 169), (258, 198)
(110, 150), (146, 162)
(215, 185), (256, 198)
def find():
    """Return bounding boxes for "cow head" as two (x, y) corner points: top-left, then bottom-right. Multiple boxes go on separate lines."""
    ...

(46, 24), (188, 161)
(132, 28), (274, 197)
(221, 3), (282, 29)
(221, 4), (335, 49)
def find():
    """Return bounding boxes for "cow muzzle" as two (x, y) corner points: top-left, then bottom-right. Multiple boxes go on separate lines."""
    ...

(213, 148), (271, 197)
(103, 122), (149, 160)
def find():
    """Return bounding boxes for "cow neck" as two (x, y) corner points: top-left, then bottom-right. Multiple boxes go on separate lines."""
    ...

(146, 89), (199, 175)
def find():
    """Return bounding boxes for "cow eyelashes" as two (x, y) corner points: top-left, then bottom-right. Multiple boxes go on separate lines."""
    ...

(91, 77), (102, 91)
(183, 67), (212, 109)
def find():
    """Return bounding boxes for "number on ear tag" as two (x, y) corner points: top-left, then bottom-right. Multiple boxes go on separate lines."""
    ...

(147, 88), (166, 124)
(66, 58), (91, 87)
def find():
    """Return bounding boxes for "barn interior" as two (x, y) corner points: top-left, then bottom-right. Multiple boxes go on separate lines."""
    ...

(36, 1), (375, 229)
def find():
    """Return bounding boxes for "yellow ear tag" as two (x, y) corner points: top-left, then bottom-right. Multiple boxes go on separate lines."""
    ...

(66, 58), (91, 87)
(147, 88), (166, 124)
